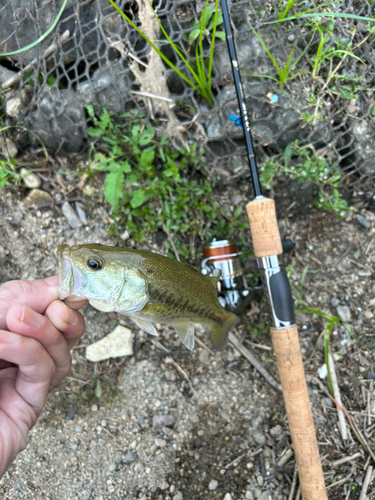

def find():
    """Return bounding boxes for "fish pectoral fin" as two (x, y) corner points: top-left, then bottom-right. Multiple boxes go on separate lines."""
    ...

(131, 317), (158, 336)
(172, 321), (195, 350)
(89, 298), (115, 312)
(208, 268), (222, 287)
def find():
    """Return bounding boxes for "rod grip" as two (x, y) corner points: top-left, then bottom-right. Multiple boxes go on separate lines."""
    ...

(271, 325), (327, 500)
(246, 197), (283, 257)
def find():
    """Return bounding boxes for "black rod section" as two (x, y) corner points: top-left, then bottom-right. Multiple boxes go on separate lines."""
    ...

(220, 0), (262, 197)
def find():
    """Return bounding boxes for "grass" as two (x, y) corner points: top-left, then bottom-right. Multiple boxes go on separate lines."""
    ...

(107, 0), (222, 106)
(247, 23), (312, 89)
(85, 106), (248, 263)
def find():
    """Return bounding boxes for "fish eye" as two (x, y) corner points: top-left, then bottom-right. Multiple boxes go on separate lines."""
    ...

(87, 256), (104, 271)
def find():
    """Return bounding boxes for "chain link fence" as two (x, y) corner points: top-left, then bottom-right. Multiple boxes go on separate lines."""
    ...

(0, 0), (374, 194)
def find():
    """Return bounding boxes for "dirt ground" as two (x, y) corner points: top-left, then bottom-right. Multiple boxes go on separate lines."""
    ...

(0, 180), (375, 500)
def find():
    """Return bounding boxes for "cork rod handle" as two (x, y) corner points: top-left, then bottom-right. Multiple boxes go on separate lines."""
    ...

(246, 197), (327, 500)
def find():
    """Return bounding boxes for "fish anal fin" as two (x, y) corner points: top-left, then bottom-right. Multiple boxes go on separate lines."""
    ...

(172, 321), (195, 350)
(131, 317), (157, 336)
(209, 312), (239, 351)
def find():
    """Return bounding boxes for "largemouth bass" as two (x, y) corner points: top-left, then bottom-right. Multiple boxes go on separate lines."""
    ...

(58, 243), (239, 350)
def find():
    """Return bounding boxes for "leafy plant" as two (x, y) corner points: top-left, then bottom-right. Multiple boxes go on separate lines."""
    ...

(184, 5), (225, 45)
(86, 107), (248, 262)
(260, 140), (350, 216)
(247, 23), (312, 89)
(107, 0), (222, 106)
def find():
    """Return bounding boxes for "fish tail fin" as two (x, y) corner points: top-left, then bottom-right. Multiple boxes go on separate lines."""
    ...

(209, 312), (239, 351)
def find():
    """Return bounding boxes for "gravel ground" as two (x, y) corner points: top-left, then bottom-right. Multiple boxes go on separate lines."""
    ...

(0, 181), (375, 500)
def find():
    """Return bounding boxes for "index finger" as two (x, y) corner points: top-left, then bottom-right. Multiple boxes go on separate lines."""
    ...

(0, 277), (59, 330)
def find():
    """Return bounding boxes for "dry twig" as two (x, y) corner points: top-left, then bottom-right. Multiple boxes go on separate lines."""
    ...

(359, 465), (373, 500)
(228, 332), (282, 392)
(165, 356), (194, 394)
(288, 464), (298, 500)
(328, 350), (348, 441)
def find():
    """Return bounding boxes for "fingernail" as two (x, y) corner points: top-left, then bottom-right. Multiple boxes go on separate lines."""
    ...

(66, 309), (78, 327)
(0, 331), (19, 344)
(20, 306), (45, 328)
(44, 276), (58, 286)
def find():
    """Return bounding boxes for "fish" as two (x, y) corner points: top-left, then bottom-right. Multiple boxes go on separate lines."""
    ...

(58, 243), (239, 350)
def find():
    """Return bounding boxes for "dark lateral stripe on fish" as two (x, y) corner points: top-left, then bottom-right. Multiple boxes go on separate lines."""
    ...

(147, 284), (222, 324)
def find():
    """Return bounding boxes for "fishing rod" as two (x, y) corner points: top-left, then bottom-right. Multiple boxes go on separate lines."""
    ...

(220, 1), (327, 498)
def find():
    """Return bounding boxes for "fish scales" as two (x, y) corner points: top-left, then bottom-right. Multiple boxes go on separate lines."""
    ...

(58, 243), (239, 350)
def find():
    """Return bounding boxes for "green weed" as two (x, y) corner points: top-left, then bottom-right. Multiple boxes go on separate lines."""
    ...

(260, 140), (350, 216)
(310, 22), (363, 80)
(86, 106), (248, 262)
(184, 4), (225, 45)
(247, 23), (312, 89)
(107, 0), (222, 106)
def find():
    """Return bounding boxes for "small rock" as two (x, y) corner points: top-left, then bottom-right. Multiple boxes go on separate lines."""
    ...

(322, 397), (333, 407)
(173, 493), (183, 500)
(231, 194), (242, 205)
(23, 189), (52, 208)
(347, 104), (357, 114)
(152, 414), (176, 428)
(21, 168), (42, 188)
(331, 297), (340, 307)
(66, 410), (76, 420)
(91, 404), (98, 412)
(155, 438), (167, 448)
(223, 494), (232, 500)
(208, 479), (219, 491)
(357, 214), (371, 229)
(318, 363), (328, 379)
(257, 476), (264, 486)
(245, 492), (254, 500)
(364, 310), (374, 319)
(0, 136), (18, 158)
(269, 425), (282, 438)
(85, 325), (133, 362)
(108, 462), (116, 472)
(10, 213), (22, 226)
(123, 450), (137, 463)
(258, 492), (272, 500)
(75, 202), (87, 224)
(75, 425), (82, 432)
(135, 410), (145, 425)
(254, 431), (266, 445)
(159, 480), (169, 490)
(61, 201), (82, 229)
(336, 305), (351, 322)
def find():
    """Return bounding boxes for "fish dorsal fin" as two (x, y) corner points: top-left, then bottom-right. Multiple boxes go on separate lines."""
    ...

(172, 321), (195, 350)
(131, 317), (158, 336)
(89, 298), (116, 312)
(208, 268), (222, 287)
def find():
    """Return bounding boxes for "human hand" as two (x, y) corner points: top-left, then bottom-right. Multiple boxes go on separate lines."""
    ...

(0, 276), (87, 477)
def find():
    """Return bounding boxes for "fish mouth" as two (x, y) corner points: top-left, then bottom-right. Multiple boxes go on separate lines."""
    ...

(58, 244), (84, 300)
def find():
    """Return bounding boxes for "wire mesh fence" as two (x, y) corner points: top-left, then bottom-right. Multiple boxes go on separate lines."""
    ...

(0, 0), (374, 195)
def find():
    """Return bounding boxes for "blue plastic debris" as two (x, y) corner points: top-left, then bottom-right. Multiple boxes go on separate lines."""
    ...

(271, 94), (279, 103)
